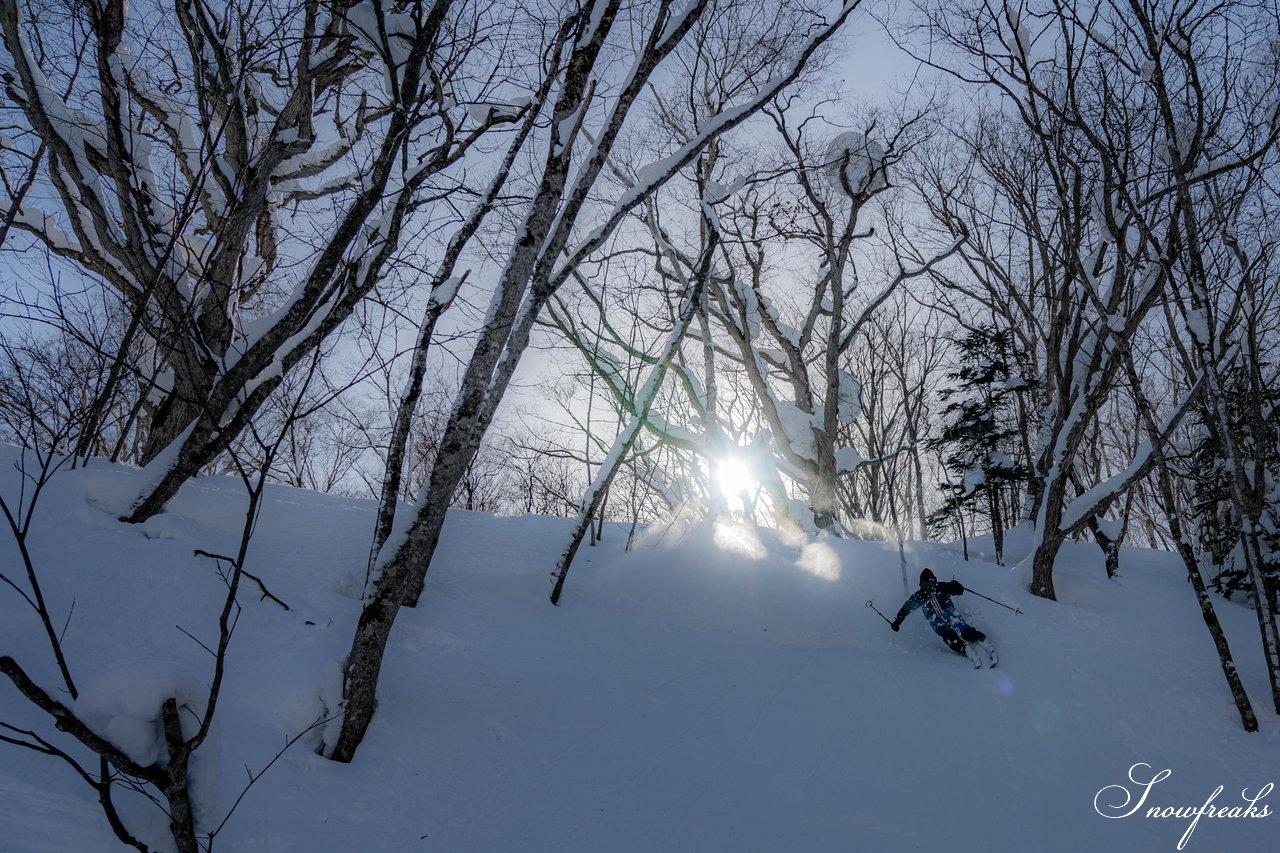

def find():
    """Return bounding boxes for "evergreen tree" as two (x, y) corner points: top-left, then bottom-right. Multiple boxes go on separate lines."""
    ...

(928, 326), (1034, 565)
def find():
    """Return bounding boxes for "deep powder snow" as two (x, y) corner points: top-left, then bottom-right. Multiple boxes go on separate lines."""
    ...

(1, 447), (1277, 852)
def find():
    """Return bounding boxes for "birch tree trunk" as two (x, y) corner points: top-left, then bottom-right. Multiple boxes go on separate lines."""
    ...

(366, 276), (461, 584)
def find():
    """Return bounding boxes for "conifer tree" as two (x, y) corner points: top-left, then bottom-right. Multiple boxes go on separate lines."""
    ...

(928, 326), (1034, 565)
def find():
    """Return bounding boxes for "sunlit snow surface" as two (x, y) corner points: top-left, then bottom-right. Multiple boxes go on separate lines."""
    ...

(2, 445), (1278, 852)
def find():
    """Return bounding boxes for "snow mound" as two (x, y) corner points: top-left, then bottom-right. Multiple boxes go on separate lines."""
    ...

(2, 447), (1278, 853)
(75, 664), (205, 766)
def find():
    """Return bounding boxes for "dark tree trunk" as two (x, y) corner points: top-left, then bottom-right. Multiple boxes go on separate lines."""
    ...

(1030, 469), (1068, 600)
(989, 486), (1005, 566)
(1157, 468), (1258, 731)
(1029, 530), (1060, 600)
(1087, 516), (1121, 579)
(160, 698), (198, 853)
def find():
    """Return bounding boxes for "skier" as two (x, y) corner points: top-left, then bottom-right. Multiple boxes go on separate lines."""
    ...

(890, 568), (998, 668)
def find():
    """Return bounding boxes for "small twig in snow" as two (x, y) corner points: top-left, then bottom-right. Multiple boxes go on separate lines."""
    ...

(193, 549), (290, 611)
(175, 625), (216, 658)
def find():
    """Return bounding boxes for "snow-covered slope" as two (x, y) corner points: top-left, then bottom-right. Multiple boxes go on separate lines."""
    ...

(2, 448), (1277, 852)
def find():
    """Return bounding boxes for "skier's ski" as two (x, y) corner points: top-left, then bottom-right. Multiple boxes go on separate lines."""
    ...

(979, 640), (999, 668)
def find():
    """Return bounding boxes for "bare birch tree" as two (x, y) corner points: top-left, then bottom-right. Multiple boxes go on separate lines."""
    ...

(332, 0), (863, 762)
(1, 0), (535, 521)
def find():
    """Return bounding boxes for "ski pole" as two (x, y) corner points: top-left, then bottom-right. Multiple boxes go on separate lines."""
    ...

(964, 588), (1022, 615)
(866, 600), (894, 625)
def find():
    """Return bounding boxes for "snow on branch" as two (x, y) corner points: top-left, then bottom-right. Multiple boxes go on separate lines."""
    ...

(1058, 372), (1207, 533)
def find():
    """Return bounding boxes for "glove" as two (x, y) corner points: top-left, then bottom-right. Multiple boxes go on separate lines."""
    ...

(890, 619), (901, 632)
(945, 580), (964, 595)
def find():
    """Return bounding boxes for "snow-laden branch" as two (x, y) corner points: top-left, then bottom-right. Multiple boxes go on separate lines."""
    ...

(1058, 372), (1206, 533)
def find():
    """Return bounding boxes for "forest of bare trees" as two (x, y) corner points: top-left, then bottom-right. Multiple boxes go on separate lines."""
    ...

(1, 0), (1278, 849)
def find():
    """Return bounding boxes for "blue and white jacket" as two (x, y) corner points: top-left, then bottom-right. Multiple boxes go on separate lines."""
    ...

(895, 578), (966, 631)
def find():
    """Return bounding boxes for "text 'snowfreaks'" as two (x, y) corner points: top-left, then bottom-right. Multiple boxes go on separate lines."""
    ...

(1093, 762), (1272, 850)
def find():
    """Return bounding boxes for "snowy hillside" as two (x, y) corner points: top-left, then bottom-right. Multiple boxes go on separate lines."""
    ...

(2, 448), (1277, 852)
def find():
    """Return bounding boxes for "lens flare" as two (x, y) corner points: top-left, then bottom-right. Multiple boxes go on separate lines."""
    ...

(715, 458), (755, 498)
